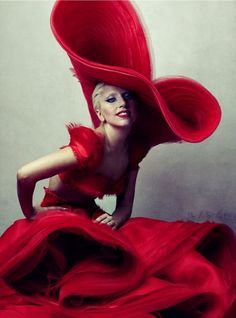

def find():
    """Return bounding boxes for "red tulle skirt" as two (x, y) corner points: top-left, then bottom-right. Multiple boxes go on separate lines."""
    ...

(0, 198), (236, 317)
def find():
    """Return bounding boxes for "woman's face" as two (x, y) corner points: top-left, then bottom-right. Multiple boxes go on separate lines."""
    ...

(96, 85), (137, 128)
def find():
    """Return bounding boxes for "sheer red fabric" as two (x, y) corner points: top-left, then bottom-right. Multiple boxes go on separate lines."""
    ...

(0, 206), (236, 317)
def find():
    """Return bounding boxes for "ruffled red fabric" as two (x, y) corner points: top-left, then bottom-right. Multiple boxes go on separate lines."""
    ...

(0, 208), (236, 317)
(60, 124), (104, 170)
(59, 125), (148, 198)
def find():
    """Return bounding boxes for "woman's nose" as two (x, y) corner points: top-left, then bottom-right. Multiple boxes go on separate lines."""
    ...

(118, 96), (127, 108)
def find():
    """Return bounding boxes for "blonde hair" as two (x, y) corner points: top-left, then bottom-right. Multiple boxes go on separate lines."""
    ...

(92, 82), (106, 110)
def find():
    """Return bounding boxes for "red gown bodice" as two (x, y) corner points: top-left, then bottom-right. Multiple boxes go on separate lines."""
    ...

(56, 124), (147, 198)
(59, 125), (126, 198)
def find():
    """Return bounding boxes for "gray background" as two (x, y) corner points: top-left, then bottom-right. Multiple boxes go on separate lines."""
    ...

(1, 0), (236, 234)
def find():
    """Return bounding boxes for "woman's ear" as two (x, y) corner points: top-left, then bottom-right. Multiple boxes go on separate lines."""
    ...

(96, 108), (106, 123)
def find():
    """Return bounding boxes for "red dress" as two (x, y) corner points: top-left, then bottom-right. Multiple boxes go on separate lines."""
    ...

(0, 125), (235, 318)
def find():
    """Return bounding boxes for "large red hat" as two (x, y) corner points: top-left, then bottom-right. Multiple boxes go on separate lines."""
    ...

(50, 0), (221, 146)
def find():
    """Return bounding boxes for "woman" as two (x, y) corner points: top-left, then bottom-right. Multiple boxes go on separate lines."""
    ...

(1, 82), (235, 318)
(0, 1), (236, 317)
(17, 83), (139, 229)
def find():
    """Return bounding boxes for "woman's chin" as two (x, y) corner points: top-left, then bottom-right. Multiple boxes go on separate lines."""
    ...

(115, 117), (135, 127)
(114, 121), (133, 130)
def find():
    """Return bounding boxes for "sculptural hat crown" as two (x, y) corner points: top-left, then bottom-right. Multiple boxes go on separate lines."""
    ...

(51, 0), (221, 146)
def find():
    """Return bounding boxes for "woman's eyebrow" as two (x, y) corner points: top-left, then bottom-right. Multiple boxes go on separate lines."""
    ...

(104, 91), (119, 97)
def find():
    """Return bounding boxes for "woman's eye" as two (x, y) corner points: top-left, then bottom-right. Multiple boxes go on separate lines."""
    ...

(106, 96), (116, 103)
(123, 91), (133, 100)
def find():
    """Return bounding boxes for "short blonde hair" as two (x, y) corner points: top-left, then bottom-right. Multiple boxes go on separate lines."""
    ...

(92, 82), (106, 110)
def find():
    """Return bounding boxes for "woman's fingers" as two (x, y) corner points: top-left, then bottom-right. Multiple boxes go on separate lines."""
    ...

(94, 213), (117, 228)
(101, 215), (113, 224)
(34, 205), (69, 213)
(94, 213), (111, 223)
(47, 206), (68, 211)
(107, 219), (115, 225)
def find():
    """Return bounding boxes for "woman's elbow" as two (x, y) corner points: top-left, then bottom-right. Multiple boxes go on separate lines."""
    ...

(17, 166), (35, 185)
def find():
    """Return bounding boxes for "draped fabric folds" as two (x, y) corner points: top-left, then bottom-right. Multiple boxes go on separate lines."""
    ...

(0, 209), (236, 317)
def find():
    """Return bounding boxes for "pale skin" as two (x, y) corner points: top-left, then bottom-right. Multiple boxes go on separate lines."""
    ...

(17, 84), (138, 229)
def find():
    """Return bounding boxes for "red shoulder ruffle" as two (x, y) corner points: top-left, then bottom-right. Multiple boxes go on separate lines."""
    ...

(64, 123), (104, 169)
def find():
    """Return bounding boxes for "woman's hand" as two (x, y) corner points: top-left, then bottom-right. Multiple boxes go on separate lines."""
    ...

(93, 210), (131, 230)
(93, 213), (118, 230)
(29, 205), (70, 220)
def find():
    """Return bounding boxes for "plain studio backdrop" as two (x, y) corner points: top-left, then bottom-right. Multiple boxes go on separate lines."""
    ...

(0, 0), (236, 234)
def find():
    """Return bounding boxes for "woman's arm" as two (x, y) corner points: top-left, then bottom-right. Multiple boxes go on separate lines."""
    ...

(94, 168), (139, 229)
(113, 168), (139, 227)
(17, 147), (78, 219)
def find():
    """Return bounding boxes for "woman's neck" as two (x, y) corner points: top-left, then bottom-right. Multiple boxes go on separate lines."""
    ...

(102, 124), (130, 153)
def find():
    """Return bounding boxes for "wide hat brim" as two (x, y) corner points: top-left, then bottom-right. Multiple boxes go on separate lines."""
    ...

(51, 0), (221, 146)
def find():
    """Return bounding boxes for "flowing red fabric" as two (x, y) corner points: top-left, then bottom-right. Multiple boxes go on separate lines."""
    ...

(0, 207), (236, 317)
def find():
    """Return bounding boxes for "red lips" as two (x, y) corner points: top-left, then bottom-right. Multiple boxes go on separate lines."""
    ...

(116, 110), (130, 117)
